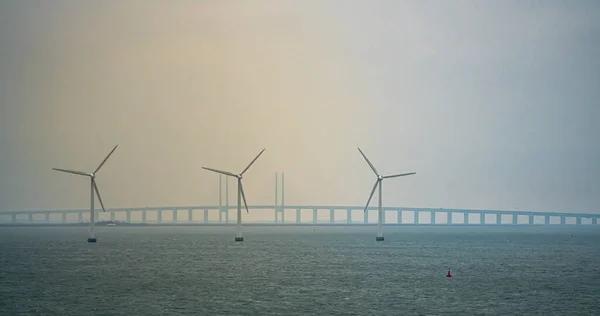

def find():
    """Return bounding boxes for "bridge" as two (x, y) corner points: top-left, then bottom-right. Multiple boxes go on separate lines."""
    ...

(1, 205), (599, 226)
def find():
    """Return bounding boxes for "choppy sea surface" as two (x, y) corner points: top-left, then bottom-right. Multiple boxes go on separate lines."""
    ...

(1, 225), (599, 315)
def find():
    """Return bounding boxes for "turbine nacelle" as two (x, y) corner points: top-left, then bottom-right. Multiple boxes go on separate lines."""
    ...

(52, 144), (119, 215)
(357, 147), (415, 212)
(202, 148), (266, 215)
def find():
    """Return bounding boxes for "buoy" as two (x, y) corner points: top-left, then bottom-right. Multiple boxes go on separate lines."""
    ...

(446, 269), (452, 278)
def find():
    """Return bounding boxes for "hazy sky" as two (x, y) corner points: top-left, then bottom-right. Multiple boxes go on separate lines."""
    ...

(1, 0), (599, 215)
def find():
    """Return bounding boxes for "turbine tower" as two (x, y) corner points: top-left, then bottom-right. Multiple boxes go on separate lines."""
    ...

(52, 145), (118, 243)
(358, 147), (415, 241)
(202, 148), (265, 242)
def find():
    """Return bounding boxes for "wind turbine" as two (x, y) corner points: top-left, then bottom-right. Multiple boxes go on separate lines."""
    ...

(358, 147), (415, 241)
(52, 145), (118, 243)
(202, 148), (265, 242)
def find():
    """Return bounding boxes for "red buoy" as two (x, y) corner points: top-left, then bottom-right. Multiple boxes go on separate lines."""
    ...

(446, 269), (452, 278)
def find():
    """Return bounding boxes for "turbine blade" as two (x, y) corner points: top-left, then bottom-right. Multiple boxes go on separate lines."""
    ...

(52, 168), (90, 177)
(240, 148), (265, 175)
(92, 179), (106, 212)
(364, 180), (379, 212)
(202, 167), (236, 177)
(357, 147), (378, 176)
(239, 181), (249, 213)
(94, 145), (118, 174)
(383, 172), (416, 179)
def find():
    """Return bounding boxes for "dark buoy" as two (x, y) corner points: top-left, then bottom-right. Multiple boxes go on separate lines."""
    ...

(446, 269), (452, 278)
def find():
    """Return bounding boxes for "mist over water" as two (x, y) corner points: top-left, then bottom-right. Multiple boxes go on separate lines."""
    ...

(1, 226), (599, 315)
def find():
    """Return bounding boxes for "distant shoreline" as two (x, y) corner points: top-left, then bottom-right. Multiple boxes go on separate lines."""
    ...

(0, 223), (590, 227)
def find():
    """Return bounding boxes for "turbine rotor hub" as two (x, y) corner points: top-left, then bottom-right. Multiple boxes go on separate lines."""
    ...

(237, 174), (243, 180)
(378, 175), (383, 180)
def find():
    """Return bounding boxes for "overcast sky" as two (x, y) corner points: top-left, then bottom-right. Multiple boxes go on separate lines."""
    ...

(1, 0), (599, 216)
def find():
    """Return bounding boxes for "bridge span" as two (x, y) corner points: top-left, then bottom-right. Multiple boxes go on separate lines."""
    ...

(1, 205), (598, 226)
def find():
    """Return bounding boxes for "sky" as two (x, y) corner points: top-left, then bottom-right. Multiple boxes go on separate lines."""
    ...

(0, 0), (599, 216)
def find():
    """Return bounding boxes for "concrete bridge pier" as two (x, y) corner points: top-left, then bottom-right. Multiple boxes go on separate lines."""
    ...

(330, 209), (334, 224)
(296, 208), (301, 224)
(78, 212), (83, 223)
(142, 210), (147, 223)
(480, 212), (485, 225)
(414, 211), (419, 224)
(431, 211), (436, 224)
(173, 209), (178, 222)
(545, 215), (550, 225)
(61, 213), (67, 223)
(45, 212), (50, 223)
(464, 212), (469, 224)
(203, 209), (208, 223)
(28, 214), (33, 223)
(576, 216), (582, 225)
(528, 215), (534, 225)
(397, 210), (402, 224)
(188, 209), (193, 222)
(447, 212), (452, 224)
(313, 208), (318, 224)
(593, 217), (598, 225)
(512, 213), (518, 225)
(560, 216), (566, 225)
(110, 212), (115, 221)
(126, 211), (131, 222)
(364, 210), (368, 224)
(12, 214), (16, 223)
(496, 214), (501, 225)
(347, 209), (352, 224)
(157, 209), (163, 223)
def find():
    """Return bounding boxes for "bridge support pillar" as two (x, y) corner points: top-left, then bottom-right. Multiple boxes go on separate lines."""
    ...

(78, 212), (83, 223)
(126, 211), (131, 222)
(110, 212), (115, 221)
(560, 216), (566, 225)
(28, 214), (33, 223)
(188, 209), (193, 222)
(528, 215), (534, 225)
(480, 212), (485, 225)
(464, 212), (469, 224)
(347, 209), (352, 224)
(414, 211), (419, 224)
(397, 210), (402, 224)
(593, 217), (598, 225)
(512, 213), (518, 225)
(313, 209), (317, 224)
(158, 210), (163, 223)
(496, 214), (501, 225)
(296, 208), (301, 224)
(330, 209), (335, 224)
(45, 213), (50, 223)
(61, 213), (67, 223)
(364, 210), (368, 224)
(545, 216), (550, 225)
(447, 212), (452, 224)
(576, 217), (581, 225)
(431, 211), (436, 224)
(173, 209), (178, 222)
(12, 214), (16, 223)
(203, 209), (208, 223)
(142, 211), (147, 223)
